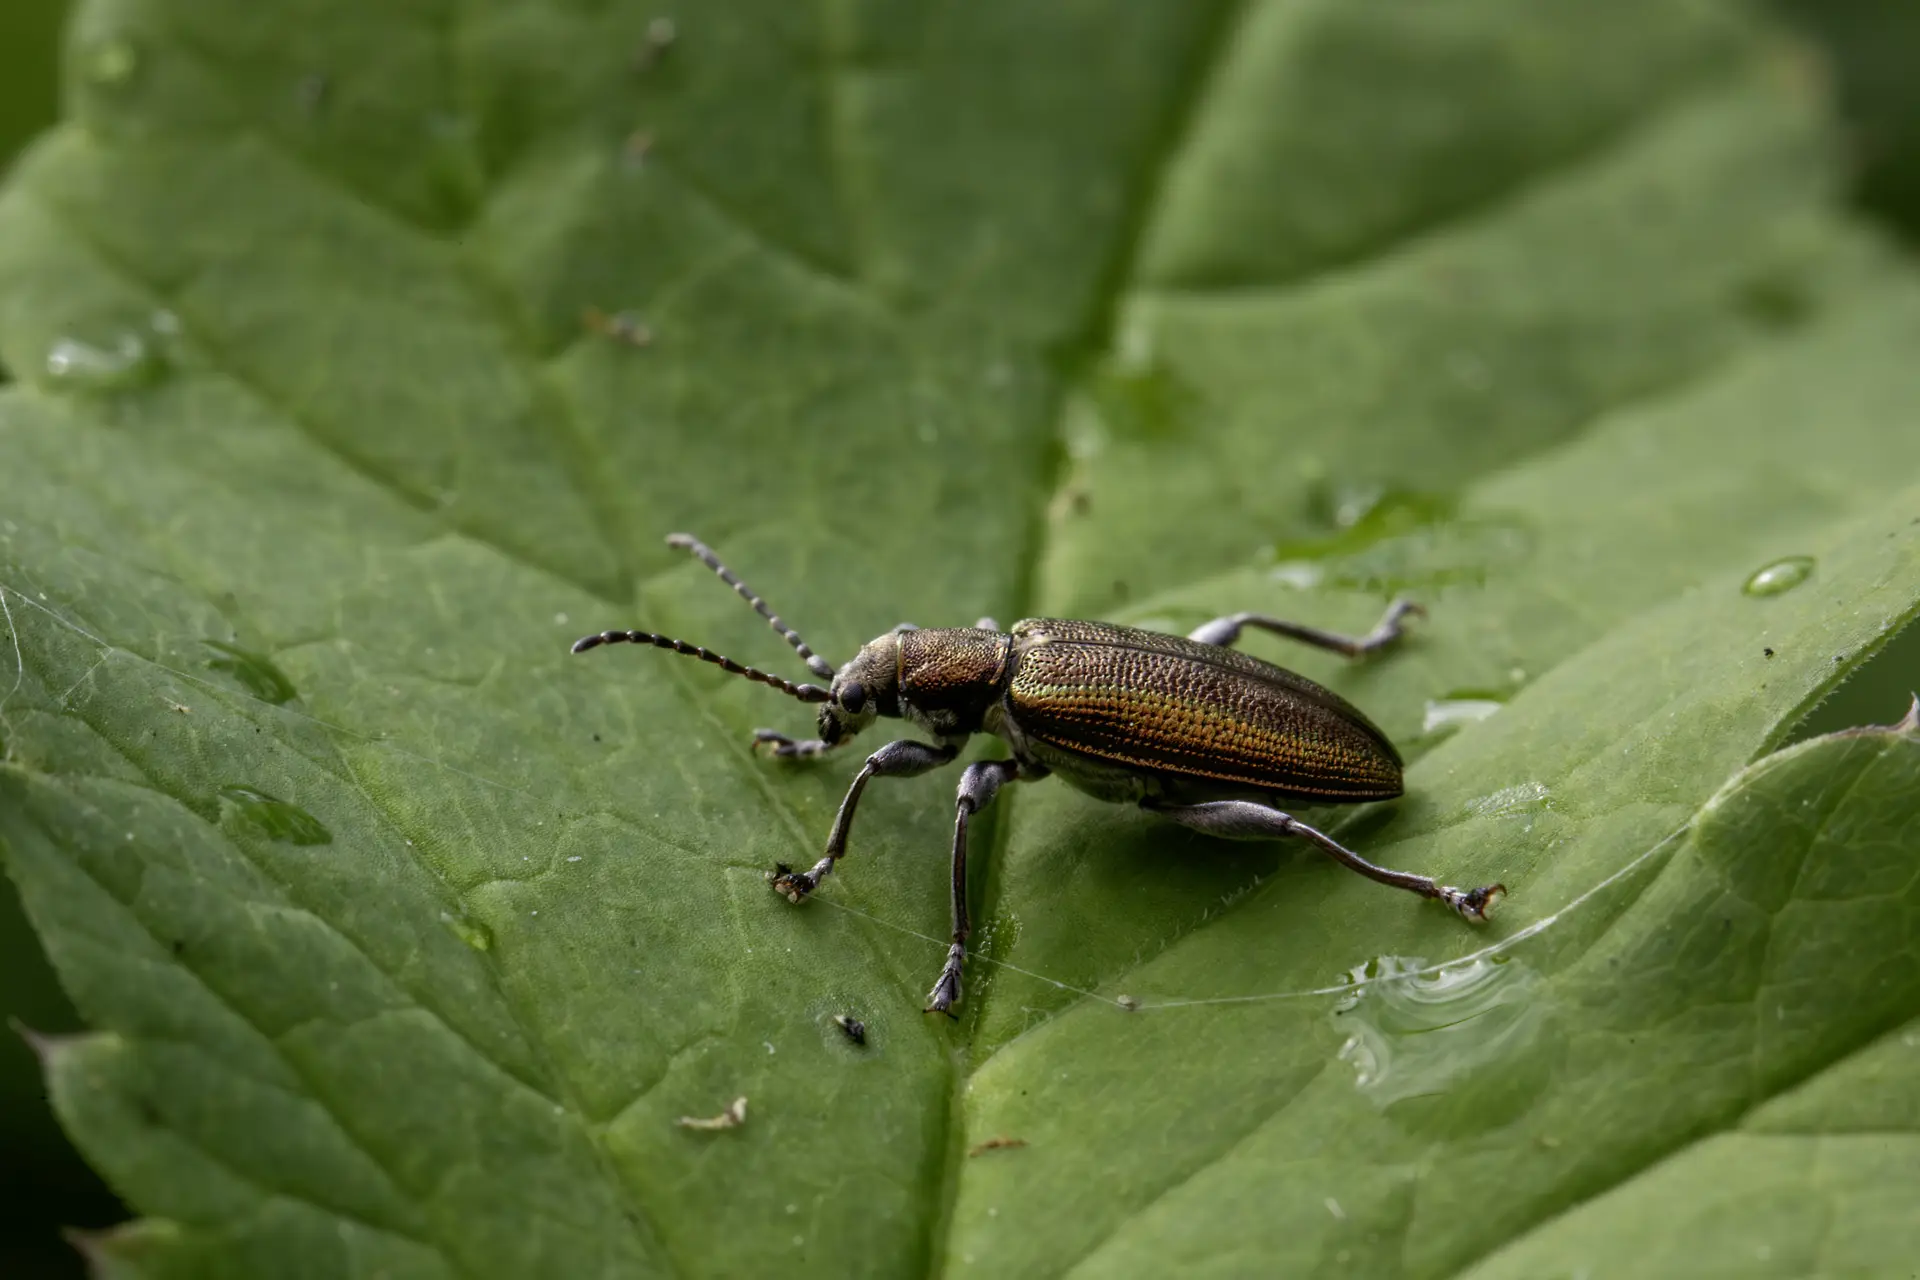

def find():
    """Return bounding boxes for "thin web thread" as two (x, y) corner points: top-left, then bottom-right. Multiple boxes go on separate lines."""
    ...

(0, 586), (25, 725)
(0, 580), (1688, 1012)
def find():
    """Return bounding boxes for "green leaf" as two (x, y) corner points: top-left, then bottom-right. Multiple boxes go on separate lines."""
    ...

(1, 2), (1918, 1276)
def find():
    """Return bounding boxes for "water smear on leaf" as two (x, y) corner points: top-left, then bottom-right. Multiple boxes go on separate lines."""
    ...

(1269, 490), (1534, 594)
(1422, 692), (1506, 735)
(216, 786), (332, 845)
(1464, 780), (1552, 818)
(1333, 954), (1541, 1107)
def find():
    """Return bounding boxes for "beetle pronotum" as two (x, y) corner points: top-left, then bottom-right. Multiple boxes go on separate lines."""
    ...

(575, 534), (1504, 1014)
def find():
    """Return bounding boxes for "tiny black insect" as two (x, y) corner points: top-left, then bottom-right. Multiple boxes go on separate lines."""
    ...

(575, 535), (1504, 1015)
(832, 1014), (866, 1046)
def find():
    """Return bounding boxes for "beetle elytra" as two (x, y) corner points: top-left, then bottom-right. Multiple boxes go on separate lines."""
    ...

(574, 534), (1505, 1014)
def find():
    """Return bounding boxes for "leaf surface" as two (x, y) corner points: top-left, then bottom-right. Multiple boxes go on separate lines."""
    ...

(1, 2), (1918, 1276)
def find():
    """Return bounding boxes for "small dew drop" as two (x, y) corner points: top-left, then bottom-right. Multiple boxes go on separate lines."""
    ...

(84, 38), (140, 88)
(203, 640), (299, 704)
(217, 786), (332, 845)
(1743, 555), (1814, 597)
(1269, 561), (1324, 590)
(441, 911), (494, 952)
(44, 332), (166, 393)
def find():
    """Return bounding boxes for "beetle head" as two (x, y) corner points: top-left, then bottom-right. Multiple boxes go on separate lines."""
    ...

(817, 631), (904, 746)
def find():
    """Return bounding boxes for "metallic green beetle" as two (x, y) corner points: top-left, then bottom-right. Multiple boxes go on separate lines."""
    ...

(574, 534), (1505, 1014)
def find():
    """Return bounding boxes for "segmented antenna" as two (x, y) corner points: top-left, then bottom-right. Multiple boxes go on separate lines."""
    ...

(666, 533), (836, 679)
(570, 630), (833, 703)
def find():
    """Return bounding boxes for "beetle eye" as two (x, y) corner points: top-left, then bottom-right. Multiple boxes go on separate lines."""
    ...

(840, 681), (867, 714)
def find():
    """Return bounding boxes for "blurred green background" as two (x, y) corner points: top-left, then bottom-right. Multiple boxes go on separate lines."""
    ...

(0, 0), (1915, 1274)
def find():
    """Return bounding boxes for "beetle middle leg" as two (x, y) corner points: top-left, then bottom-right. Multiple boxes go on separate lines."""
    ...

(1144, 798), (1504, 922)
(770, 738), (960, 902)
(752, 729), (836, 759)
(1187, 599), (1424, 657)
(926, 758), (1035, 1015)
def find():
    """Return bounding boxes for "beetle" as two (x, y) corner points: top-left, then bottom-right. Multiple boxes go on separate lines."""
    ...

(574, 534), (1504, 1015)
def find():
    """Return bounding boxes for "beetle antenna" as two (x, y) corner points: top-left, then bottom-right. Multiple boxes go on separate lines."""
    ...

(571, 630), (834, 703)
(666, 533), (837, 679)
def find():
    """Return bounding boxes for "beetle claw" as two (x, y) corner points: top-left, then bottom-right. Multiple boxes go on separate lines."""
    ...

(768, 863), (819, 903)
(1443, 882), (1505, 923)
(753, 729), (834, 759)
(923, 944), (966, 1015)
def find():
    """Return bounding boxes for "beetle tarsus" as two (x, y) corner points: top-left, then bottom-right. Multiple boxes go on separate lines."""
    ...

(924, 944), (965, 1014)
(770, 853), (838, 903)
(767, 863), (821, 903)
(1441, 882), (1506, 923)
(753, 729), (834, 758)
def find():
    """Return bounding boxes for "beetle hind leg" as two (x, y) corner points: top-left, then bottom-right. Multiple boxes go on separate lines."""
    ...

(1186, 599), (1424, 658)
(1145, 798), (1504, 922)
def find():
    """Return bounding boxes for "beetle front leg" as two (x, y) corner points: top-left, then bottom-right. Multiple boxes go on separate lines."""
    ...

(1186, 599), (1424, 658)
(925, 758), (1030, 1015)
(1145, 799), (1504, 922)
(752, 729), (836, 759)
(770, 738), (961, 903)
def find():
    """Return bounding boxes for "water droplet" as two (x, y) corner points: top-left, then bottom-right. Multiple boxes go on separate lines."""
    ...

(441, 911), (493, 951)
(1329, 483), (1386, 530)
(1743, 556), (1814, 597)
(1464, 780), (1551, 819)
(296, 73), (330, 119)
(84, 38), (140, 88)
(1444, 350), (1492, 391)
(1269, 561), (1324, 590)
(217, 786), (332, 845)
(1422, 694), (1504, 735)
(1333, 954), (1540, 1106)
(1084, 352), (1198, 440)
(203, 641), (298, 704)
(43, 332), (166, 393)
(422, 112), (485, 219)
